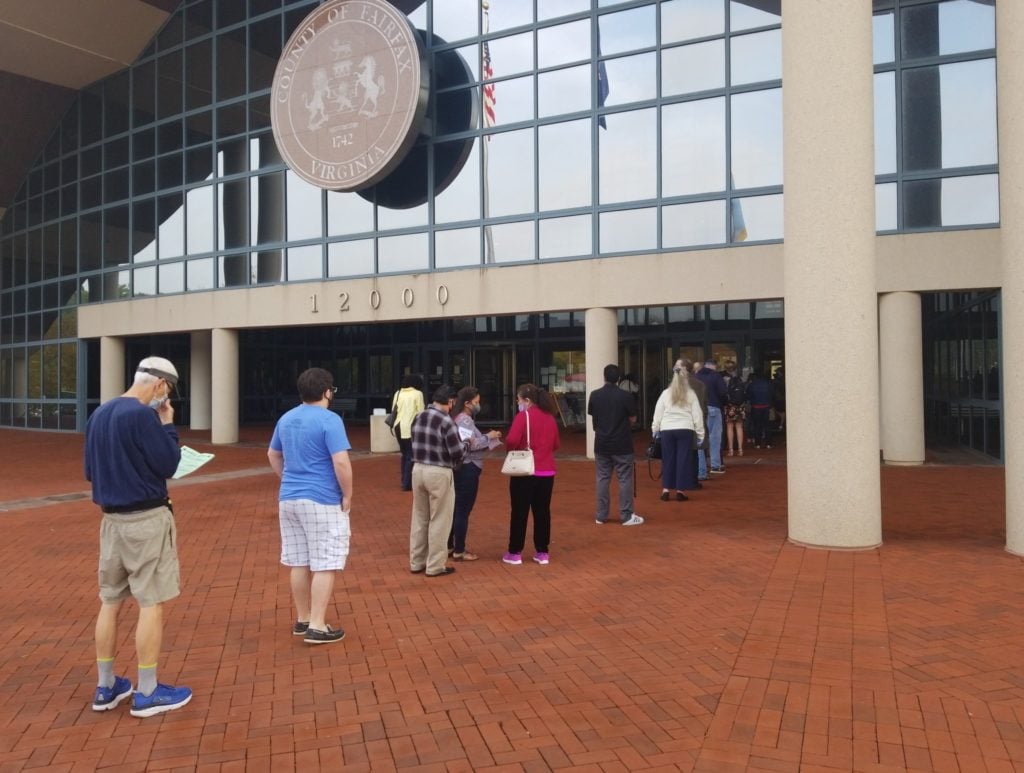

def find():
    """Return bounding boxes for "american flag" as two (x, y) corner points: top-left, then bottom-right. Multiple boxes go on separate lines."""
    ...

(482, 39), (496, 131)
(482, 2), (496, 134)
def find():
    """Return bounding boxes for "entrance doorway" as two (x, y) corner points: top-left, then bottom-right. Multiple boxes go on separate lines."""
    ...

(474, 348), (514, 425)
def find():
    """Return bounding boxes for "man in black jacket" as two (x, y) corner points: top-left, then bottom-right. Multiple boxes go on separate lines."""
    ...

(588, 364), (644, 526)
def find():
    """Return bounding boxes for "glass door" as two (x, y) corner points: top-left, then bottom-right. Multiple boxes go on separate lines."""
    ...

(473, 347), (514, 425)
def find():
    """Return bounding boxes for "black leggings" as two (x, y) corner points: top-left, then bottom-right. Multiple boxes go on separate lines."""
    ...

(508, 476), (554, 554)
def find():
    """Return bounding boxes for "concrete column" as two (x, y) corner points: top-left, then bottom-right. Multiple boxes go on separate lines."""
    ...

(584, 307), (618, 459)
(99, 336), (125, 403)
(190, 330), (212, 431)
(998, 1), (1024, 554)
(782, 0), (881, 548)
(211, 328), (239, 444)
(879, 292), (925, 465)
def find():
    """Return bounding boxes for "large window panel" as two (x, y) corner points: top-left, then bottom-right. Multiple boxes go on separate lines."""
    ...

(599, 108), (656, 204)
(874, 72), (896, 175)
(157, 193), (185, 259)
(156, 51), (183, 120)
(876, 183), (897, 231)
(940, 174), (998, 227)
(662, 97), (725, 197)
(286, 171), (324, 241)
(603, 52), (656, 106)
(133, 266), (155, 296)
(378, 232), (428, 274)
(539, 0), (588, 22)
(488, 221), (535, 263)
(186, 185), (215, 255)
(598, 6), (655, 56)
(217, 28), (248, 101)
(662, 0), (724, 44)
(733, 194), (783, 241)
(539, 65), (590, 119)
(662, 200), (725, 248)
(731, 30), (781, 86)
(600, 207), (656, 254)
(902, 60), (997, 172)
(434, 140), (480, 224)
(731, 88), (783, 189)
(132, 201), (156, 263)
(730, 0), (780, 32)
(158, 261), (184, 294)
(539, 214), (590, 260)
(103, 207), (129, 268)
(486, 128), (535, 217)
(662, 40), (724, 96)
(489, 0), (531, 32)
(538, 19), (590, 69)
(286, 245), (323, 281)
(486, 75), (534, 127)
(186, 258), (214, 290)
(874, 11), (895, 64)
(433, 0), (478, 43)
(219, 180), (248, 249)
(539, 119), (591, 211)
(435, 227), (481, 269)
(901, 0), (994, 60)
(487, 31), (533, 79)
(327, 191), (374, 236)
(328, 239), (374, 277)
(186, 40), (213, 111)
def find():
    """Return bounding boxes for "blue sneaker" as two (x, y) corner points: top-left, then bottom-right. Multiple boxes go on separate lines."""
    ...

(130, 683), (192, 718)
(92, 675), (132, 711)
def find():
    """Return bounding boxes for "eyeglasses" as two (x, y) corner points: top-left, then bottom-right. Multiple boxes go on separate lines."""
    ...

(329, 386), (338, 396)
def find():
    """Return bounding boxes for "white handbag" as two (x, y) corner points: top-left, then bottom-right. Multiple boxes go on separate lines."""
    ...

(500, 409), (535, 476)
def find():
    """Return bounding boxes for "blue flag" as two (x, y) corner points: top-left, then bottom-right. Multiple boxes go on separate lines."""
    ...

(597, 31), (609, 130)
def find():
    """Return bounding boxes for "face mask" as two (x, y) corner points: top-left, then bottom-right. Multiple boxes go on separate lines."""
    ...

(149, 396), (166, 410)
(518, 402), (527, 413)
(470, 403), (481, 416)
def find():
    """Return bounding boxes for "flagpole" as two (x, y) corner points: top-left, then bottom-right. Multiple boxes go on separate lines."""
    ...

(482, 0), (495, 264)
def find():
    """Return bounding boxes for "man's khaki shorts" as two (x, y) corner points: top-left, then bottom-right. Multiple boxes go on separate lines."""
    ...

(98, 506), (180, 607)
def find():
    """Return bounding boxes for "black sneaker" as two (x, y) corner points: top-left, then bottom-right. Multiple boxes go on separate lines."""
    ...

(292, 621), (310, 636)
(304, 625), (345, 645)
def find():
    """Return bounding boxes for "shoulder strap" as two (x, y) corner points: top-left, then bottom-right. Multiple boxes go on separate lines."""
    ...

(526, 407), (531, 449)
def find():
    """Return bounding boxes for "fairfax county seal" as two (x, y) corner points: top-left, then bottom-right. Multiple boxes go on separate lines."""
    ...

(270, 0), (428, 191)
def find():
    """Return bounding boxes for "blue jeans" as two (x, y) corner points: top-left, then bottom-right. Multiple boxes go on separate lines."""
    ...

(595, 453), (634, 523)
(448, 463), (481, 553)
(707, 406), (723, 470)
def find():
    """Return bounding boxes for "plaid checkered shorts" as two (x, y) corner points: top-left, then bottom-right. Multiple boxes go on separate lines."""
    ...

(278, 499), (350, 571)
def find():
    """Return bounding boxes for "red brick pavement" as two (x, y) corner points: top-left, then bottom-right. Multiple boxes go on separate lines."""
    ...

(0, 426), (1022, 772)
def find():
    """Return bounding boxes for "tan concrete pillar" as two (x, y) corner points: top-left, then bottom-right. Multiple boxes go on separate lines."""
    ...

(879, 292), (925, 465)
(99, 336), (125, 403)
(998, 1), (1024, 554)
(782, 0), (881, 548)
(190, 330), (212, 431)
(211, 328), (239, 444)
(584, 308), (618, 459)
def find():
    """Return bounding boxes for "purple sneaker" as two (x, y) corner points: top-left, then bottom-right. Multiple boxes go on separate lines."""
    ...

(502, 552), (522, 565)
(533, 552), (549, 565)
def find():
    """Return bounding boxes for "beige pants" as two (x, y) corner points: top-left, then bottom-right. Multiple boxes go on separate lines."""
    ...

(409, 464), (455, 575)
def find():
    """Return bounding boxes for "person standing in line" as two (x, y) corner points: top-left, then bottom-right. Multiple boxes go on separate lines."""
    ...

(409, 385), (467, 577)
(84, 356), (192, 718)
(268, 367), (353, 645)
(651, 361), (706, 502)
(686, 359), (709, 484)
(746, 370), (775, 449)
(723, 361), (747, 457)
(588, 364), (644, 526)
(393, 374), (425, 491)
(696, 359), (728, 474)
(503, 384), (561, 564)
(448, 386), (503, 561)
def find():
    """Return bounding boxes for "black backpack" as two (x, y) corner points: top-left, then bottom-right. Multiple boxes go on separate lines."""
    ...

(726, 376), (745, 405)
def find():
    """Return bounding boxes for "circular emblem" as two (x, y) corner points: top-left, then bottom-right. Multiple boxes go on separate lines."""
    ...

(270, 0), (428, 191)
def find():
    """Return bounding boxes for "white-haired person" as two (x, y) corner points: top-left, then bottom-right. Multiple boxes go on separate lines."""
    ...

(651, 361), (706, 502)
(84, 356), (192, 717)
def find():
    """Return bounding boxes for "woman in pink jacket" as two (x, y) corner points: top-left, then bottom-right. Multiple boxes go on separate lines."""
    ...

(502, 384), (561, 566)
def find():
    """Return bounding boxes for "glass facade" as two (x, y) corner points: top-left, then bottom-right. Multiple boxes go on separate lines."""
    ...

(0, 0), (1003, 431)
(923, 290), (1001, 460)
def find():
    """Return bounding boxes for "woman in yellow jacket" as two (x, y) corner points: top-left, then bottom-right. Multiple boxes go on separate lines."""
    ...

(392, 374), (425, 490)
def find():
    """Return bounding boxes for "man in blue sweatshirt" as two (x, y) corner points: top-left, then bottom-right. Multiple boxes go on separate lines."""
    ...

(84, 356), (191, 718)
(696, 360), (729, 474)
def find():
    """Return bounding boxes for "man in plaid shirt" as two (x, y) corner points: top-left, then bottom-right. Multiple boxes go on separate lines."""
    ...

(409, 384), (468, 577)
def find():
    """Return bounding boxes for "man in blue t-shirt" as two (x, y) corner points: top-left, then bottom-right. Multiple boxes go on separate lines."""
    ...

(268, 367), (353, 645)
(84, 356), (192, 718)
